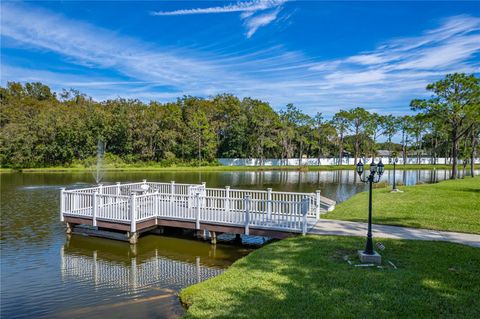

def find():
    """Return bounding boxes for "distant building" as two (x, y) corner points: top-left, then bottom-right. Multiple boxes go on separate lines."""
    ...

(376, 150), (392, 157)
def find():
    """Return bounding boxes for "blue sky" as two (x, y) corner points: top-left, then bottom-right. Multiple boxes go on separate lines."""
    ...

(1, 1), (479, 116)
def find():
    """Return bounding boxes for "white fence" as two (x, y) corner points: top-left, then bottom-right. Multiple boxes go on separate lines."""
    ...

(61, 181), (326, 235)
(218, 157), (480, 166)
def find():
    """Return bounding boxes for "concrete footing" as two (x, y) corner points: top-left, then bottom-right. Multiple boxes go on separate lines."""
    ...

(358, 250), (382, 265)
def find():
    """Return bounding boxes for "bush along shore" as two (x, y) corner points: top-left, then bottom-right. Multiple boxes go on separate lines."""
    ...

(1, 163), (472, 173)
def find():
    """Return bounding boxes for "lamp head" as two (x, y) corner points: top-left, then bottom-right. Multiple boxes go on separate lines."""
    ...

(369, 159), (377, 174)
(377, 160), (385, 176)
(356, 160), (364, 176)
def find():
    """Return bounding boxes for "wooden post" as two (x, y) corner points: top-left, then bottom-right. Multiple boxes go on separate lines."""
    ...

(267, 188), (272, 219)
(225, 186), (230, 212)
(302, 198), (309, 235)
(92, 191), (98, 227)
(170, 181), (175, 202)
(195, 192), (201, 230)
(60, 188), (65, 222)
(130, 193), (137, 233)
(316, 190), (321, 220)
(116, 182), (121, 195)
(244, 195), (251, 235)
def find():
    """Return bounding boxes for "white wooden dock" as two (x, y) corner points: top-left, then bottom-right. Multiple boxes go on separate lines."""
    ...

(60, 181), (336, 243)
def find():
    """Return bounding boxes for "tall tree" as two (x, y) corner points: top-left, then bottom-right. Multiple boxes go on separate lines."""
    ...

(346, 107), (371, 165)
(411, 73), (480, 178)
(332, 110), (350, 165)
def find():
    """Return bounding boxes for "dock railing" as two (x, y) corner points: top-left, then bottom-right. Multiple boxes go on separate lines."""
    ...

(61, 181), (331, 234)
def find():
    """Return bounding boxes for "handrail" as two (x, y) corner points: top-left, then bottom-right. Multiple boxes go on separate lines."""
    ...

(61, 180), (331, 234)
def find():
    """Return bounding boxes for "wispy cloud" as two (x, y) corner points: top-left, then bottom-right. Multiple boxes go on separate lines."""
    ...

(1, 3), (479, 116)
(151, 0), (288, 38)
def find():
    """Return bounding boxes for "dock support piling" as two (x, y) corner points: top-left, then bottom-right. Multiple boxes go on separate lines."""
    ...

(210, 231), (217, 245)
(128, 232), (138, 244)
(234, 234), (242, 244)
(65, 222), (72, 234)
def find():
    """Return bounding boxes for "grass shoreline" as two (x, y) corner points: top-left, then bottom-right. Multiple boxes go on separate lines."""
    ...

(180, 236), (480, 318)
(0, 163), (469, 173)
(324, 176), (480, 234)
(179, 178), (480, 318)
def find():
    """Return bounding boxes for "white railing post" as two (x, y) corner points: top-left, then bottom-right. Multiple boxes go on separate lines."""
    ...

(244, 195), (251, 235)
(130, 194), (137, 233)
(155, 191), (159, 217)
(267, 188), (272, 219)
(225, 186), (230, 212)
(316, 190), (321, 220)
(92, 191), (98, 227)
(116, 182), (121, 195)
(302, 198), (309, 235)
(98, 184), (103, 194)
(143, 179), (147, 185)
(201, 182), (206, 207)
(195, 192), (201, 229)
(60, 188), (65, 221)
(170, 181), (175, 202)
(187, 186), (193, 209)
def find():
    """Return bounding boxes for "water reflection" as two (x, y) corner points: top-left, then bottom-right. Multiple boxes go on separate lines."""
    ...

(55, 235), (248, 319)
(61, 240), (222, 295)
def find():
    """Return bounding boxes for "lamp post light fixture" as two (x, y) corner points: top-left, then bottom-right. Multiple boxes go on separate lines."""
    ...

(389, 153), (399, 191)
(356, 158), (384, 264)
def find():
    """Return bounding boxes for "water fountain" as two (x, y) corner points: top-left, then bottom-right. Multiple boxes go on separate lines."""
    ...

(92, 140), (105, 184)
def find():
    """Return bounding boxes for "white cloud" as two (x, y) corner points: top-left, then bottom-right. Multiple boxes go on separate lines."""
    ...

(1, 3), (479, 116)
(151, 0), (288, 38)
(245, 7), (282, 38)
(151, 0), (285, 16)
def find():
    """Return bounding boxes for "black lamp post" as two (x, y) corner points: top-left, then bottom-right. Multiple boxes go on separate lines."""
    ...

(389, 153), (398, 191)
(356, 158), (384, 255)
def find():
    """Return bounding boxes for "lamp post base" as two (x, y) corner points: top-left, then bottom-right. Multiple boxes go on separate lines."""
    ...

(358, 250), (382, 265)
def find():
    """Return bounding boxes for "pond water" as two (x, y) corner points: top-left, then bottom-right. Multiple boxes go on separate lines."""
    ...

(1, 168), (477, 318)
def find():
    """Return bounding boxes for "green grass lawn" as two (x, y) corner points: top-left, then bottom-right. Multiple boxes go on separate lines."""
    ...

(1, 164), (466, 173)
(180, 236), (480, 319)
(324, 176), (480, 234)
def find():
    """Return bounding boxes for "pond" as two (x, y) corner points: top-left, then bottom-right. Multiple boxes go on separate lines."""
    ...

(1, 168), (477, 318)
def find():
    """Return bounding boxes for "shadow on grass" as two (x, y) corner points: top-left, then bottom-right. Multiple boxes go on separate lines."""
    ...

(182, 236), (480, 319)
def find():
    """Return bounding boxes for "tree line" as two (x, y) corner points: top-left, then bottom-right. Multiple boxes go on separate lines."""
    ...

(1, 73), (478, 178)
